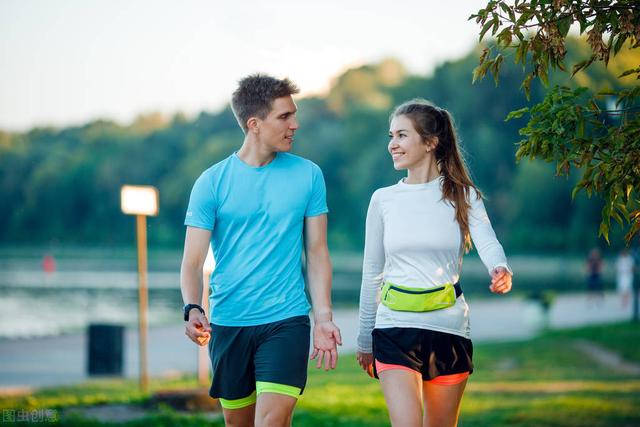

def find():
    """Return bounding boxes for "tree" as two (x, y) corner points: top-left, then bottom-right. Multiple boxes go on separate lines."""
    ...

(471, 0), (640, 244)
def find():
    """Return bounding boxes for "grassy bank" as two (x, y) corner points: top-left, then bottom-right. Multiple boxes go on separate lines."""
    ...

(2, 322), (639, 426)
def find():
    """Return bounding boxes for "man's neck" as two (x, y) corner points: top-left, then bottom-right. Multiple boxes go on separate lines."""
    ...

(237, 138), (277, 167)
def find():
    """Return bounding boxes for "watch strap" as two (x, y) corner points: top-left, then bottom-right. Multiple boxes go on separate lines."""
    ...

(183, 303), (205, 321)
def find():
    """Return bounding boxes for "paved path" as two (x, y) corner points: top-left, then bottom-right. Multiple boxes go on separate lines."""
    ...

(0, 292), (634, 390)
(573, 339), (640, 375)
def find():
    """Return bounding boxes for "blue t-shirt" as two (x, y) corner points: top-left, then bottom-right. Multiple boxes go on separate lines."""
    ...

(184, 152), (328, 326)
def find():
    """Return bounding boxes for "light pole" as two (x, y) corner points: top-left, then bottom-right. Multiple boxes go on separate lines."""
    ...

(120, 185), (159, 392)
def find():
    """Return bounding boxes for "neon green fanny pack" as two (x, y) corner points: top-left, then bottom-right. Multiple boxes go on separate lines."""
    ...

(380, 282), (462, 312)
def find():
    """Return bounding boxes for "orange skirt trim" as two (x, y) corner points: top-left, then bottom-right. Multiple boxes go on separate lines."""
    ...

(374, 360), (469, 385)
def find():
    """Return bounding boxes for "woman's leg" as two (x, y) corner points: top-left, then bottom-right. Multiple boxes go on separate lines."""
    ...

(422, 377), (468, 427)
(379, 369), (423, 427)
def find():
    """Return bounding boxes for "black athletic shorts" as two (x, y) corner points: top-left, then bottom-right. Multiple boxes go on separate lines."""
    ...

(372, 327), (474, 381)
(208, 315), (310, 409)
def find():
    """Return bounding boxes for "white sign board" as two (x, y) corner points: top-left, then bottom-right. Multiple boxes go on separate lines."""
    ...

(120, 185), (159, 216)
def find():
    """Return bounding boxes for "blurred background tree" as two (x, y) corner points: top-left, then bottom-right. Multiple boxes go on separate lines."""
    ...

(1, 38), (636, 252)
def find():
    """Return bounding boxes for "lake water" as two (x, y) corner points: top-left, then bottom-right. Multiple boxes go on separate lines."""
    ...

(0, 251), (614, 339)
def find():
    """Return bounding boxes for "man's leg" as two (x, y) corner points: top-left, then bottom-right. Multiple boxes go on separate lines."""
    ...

(255, 393), (297, 427)
(253, 316), (310, 427)
(209, 324), (258, 426)
(222, 403), (256, 427)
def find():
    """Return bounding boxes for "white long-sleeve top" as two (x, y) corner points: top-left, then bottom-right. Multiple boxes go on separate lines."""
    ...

(357, 177), (511, 353)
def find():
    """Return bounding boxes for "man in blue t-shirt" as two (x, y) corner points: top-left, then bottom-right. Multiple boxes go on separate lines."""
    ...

(181, 74), (342, 426)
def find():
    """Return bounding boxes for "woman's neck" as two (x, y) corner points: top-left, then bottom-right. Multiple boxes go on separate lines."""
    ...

(405, 158), (440, 184)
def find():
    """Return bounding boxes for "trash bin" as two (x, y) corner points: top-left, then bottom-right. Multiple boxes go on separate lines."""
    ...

(87, 324), (124, 376)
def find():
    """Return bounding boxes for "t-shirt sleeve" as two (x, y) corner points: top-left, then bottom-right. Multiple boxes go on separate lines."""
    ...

(184, 172), (216, 231)
(305, 164), (329, 217)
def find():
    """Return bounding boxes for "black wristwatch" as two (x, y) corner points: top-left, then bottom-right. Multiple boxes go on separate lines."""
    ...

(183, 303), (205, 321)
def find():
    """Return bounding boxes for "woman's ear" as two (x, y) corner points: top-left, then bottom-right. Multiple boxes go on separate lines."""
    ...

(426, 136), (439, 152)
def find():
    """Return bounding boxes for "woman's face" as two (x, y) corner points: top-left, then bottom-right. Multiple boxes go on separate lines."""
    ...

(388, 114), (431, 170)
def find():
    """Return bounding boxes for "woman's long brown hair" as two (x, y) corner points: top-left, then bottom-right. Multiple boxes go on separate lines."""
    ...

(392, 99), (482, 252)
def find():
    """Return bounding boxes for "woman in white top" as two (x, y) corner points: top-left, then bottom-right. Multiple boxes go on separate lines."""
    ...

(356, 99), (513, 427)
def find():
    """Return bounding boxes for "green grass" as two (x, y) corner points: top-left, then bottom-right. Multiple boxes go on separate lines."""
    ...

(2, 322), (639, 426)
(548, 321), (640, 364)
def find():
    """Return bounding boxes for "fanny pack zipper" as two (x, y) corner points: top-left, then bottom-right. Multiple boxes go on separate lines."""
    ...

(384, 285), (446, 302)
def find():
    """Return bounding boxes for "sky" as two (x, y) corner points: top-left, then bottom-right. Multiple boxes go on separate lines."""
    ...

(0, 0), (489, 131)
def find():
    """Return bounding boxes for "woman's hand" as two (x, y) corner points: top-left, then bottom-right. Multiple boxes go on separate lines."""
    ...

(356, 351), (375, 378)
(490, 266), (512, 294)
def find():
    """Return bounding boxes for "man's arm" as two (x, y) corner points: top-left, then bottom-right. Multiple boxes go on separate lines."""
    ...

(304, 214), (342, 370)
(180, 226), (213, 346)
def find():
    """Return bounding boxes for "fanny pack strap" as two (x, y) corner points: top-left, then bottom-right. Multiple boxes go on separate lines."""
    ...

(453, 282), (462, 298)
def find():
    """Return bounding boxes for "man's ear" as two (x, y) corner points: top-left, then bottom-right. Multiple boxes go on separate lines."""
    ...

(246, 117), (259, 134)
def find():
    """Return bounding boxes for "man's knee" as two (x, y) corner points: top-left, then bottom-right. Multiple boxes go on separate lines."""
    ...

(255, 393), (297, 427)
(223, 406), (255, 427)
(255, 409), (291, 427)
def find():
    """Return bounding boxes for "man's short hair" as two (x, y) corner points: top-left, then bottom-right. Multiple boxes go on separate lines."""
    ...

(231, 74), (300, 133)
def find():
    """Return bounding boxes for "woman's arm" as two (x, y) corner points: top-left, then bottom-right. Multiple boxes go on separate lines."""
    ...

(468, 190), (512, 293)
(357, 191), (386, 354)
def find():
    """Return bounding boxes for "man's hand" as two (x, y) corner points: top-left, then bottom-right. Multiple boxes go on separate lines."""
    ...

(310, 320), (342, 370)
(489, 266), (513, 294)
(356, 351), (374, 378)
(184, 310), (212, 346)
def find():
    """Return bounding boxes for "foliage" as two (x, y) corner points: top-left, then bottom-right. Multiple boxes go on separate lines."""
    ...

(471, 0), (640, 244)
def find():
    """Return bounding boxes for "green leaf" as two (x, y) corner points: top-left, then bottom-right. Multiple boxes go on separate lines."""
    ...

(498, 28), (513, 47)
(515, 40), (529, 67)
(515, 145), (528, 160)
(578, 117), (585, 138)
(491, 54), (504, 86)
(558, 16), (571, 37)
(578, 17), (588, 34)
(480, 20), (494, 41)
(538, 65), (549, 86)
(599, 221), (610, 243)
(618, 203), (630, 219)
(521, 73), (534, 99)
(572, 185), (583, 199)
(613, 34), (628, 55)
(571, 59), (592, 77)
(506, 107), (530, 121)
(618, 67), (640, 79)
(491, 16), (501, 36)
(612, 208), (624, 226)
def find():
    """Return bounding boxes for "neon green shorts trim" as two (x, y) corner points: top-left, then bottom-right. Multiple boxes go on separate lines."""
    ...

(256, 381), (302, 399)
(219, 391), (256, 409)
(217, 382), (302, 409)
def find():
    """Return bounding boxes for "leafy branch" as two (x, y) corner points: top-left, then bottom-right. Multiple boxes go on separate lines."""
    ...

(471, 1), (640, 244)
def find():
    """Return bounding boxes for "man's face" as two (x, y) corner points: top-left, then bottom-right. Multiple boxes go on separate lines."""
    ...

(256, 96), (299, 152)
